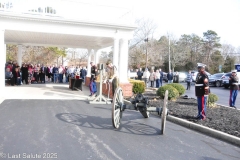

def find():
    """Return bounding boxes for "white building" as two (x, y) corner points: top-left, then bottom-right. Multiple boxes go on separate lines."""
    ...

(0, 0), (136, 97)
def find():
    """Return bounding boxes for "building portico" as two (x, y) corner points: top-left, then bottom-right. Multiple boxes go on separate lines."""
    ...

(0, 7), (135, 97)
(0, 29), (6, 95)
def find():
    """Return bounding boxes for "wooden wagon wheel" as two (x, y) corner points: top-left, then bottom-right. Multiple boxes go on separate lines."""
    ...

(112, 87), (124, 129)
(161, 90), (168, 135)
(140, 110), (150, 118)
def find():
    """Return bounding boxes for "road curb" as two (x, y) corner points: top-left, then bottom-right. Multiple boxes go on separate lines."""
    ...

(166, 115), (240, 147)
(128, 98), (240, 147)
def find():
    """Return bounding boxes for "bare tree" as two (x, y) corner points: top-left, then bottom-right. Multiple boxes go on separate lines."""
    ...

(129, 18), (158, 69)
(221, 43), (236, 59)
(169, 38), (188, 72)
(99, 50), (112, 64)
(67, 48), (88, 66)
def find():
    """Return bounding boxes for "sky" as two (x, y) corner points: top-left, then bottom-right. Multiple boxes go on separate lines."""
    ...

(131, 0), (240, 48)
(6, 0), (240, 48)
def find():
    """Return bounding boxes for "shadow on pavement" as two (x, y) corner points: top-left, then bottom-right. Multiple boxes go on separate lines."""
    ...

(55, 112), (161, 136)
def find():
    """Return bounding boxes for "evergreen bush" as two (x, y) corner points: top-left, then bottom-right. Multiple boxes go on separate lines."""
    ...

(129, 79), (145, 94)
(207, 93), (219, 107)
(167, 83), (185, 96)
(156, 85), (179, 100)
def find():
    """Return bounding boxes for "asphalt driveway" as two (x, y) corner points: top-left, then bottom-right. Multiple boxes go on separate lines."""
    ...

(0, 99), (239, 160)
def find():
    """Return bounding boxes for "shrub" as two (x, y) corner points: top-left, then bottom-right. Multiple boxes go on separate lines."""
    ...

(156, 85), (179, 100)
(207, 93), (219, 108)
(129, 79), (145, 94)
(167, 83), (185, 96)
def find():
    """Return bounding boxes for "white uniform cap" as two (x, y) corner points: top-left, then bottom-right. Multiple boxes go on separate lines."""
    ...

(197, 63), (206, 68)
(232, 69), (237, 73)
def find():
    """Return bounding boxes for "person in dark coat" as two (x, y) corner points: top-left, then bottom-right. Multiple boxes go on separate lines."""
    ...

(159, 68), (164, 86)
(137, 68), (143, 80)
(52, 65), (59, 83)
(13, 67), (21, 85)
(195, 63), (209, 120)
(80, 67), (87, 83)
(173, 71), (179, 83)
(39, 64), (46, 83)
(21, 63), (29, 84)
(167, 70), (173, 83)
(90, 62), (97, 81)
(229, 70), (239, 109)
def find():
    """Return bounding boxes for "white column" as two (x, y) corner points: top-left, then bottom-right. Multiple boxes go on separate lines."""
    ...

(95, 49), (100, 65)
(92, 49), (96, 65)
(0, 29), (5, 95)
(17, 45), (22, 66)
(113, 35), (119, 67)
(119, 38), (129, 83)
(87, 49), (92, 77)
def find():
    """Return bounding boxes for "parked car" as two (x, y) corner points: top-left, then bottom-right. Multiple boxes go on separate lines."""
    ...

(178, 72), (187, 82)
(209, 73), (225, 87)
(221, 72), (232, 89)
(222, 71), (240, 89)
(163, 72), (168, 82)
(191, 70), (211, 82)
(128, 71), (137, 79)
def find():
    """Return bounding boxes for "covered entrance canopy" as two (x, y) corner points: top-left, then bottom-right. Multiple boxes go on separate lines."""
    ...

(0, 3), (136, 94)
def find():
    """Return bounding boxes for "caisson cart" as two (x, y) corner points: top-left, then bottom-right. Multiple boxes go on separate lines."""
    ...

(112, 88), (168, 134)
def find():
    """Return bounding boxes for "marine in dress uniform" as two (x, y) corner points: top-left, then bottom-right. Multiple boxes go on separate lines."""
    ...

(229, 70), (238, 109)
(195, 63), (209, 120)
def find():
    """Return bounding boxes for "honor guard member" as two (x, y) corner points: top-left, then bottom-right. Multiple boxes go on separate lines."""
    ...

(90, 62), (97, 81)
(105, 60), (119, 96)
(229, 70), (239, 108)
(195, 63), (209, 120)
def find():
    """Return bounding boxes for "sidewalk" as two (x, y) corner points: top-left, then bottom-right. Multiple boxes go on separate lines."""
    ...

(0, 83), (90, 104)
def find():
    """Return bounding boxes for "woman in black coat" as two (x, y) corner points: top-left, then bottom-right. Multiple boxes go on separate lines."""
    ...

(21, 64), (29, 84)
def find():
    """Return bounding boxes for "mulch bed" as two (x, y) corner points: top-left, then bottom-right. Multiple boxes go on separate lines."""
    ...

(141, 91), (240, 138)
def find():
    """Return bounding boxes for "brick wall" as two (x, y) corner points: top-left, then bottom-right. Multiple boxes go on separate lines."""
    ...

(85, 77), (91, 87)
(102, 82), (133, 98)
(85, 77), (133, 98)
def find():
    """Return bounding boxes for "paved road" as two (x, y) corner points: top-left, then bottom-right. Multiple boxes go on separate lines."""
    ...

(148, 81), (240, 109)
(181, 83), (240, 109)
(0, 100), (239, 160)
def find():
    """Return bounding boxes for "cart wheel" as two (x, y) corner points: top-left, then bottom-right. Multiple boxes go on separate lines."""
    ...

(161, 90), (168, 135)
(140, 111), (150, 118)
(112, 87), (124, 129)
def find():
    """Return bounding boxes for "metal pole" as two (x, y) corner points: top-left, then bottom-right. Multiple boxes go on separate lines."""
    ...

(168, 36), (171, 73)
(145, 38), (148, 69)
(146, 44), (148, 69)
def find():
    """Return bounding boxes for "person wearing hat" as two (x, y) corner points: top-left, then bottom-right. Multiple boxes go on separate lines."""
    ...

(229, 70), (238, 108)
(195, 63), (210, 120)
(105, 60), (119, 96)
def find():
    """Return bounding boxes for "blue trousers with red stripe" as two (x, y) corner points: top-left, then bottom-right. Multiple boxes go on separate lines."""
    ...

(229, 90), (238, 107)
(197, 96), (207, 119)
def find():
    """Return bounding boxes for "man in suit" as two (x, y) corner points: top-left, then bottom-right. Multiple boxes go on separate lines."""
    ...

(40, 64), (46, 83)
(167, 70), (173, 83)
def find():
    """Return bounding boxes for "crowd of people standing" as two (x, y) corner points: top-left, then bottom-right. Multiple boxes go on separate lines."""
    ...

(132, 68), (164, 88)
(5, 61), (87, 86)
